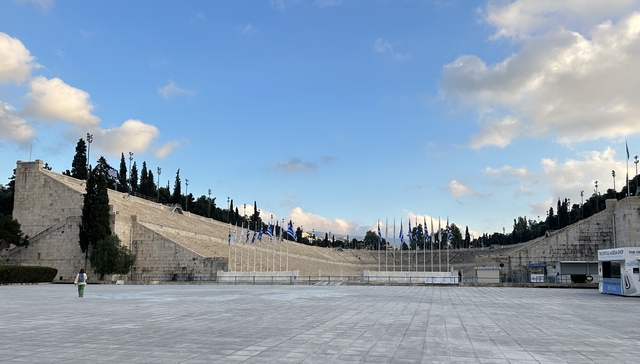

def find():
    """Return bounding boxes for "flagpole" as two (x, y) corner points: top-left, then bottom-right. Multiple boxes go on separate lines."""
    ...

(393, 218), (396, 272)
(377, 219), (381, 272)
(430, 217), (434, 273)
(423, 218), (426, 273)
(626, 141), (630, 197)
(240, 221), (244, 272)
(415, 217), (418, 273)
(447, 217), (450, 273)
(400, 219), (403, 272)
(438, 217), (441, 273)
(385, 218), (388, 272)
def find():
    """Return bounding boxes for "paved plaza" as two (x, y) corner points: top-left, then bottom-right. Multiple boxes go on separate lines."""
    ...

(0, 284), (638, 363)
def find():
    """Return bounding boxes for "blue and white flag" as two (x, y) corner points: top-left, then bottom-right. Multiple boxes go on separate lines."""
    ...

(251, 226), (257, 243)
(424, 217), (429, 243)
(408, 220), (413, 244)
(228, 229), (231, 246)
(240, 224), (244, 243)
(399, 220), (404, 244)
(287, 221), (296, 241)
(246, 226), (250, 243)
(266, 224), (273, 237)
(377, 220), (382, 243)
(445, 217), (450, 246)
(257, 226), (263, 242)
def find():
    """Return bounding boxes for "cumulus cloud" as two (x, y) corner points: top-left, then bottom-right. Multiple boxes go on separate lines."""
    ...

(448, 179), (473, 197)
(373, 38), (410, 60)
(22, 76), (100, 127)
(155, 140), (180, 159)
(287, 207), (360, 236)
(483, 0), (636, 40)
(441, 5), (640, 148)
(0, 32), (39, 84)
(0, 101), (35, 145)
(274, 158), (317, 173)
(158, 79), (196, 100)
(93, 119), (159, 156)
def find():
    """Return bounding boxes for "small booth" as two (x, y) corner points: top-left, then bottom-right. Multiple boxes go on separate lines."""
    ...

(526, 262), (547, 282)
(475, 266), (501, 283)
(598, 247), (640, 296)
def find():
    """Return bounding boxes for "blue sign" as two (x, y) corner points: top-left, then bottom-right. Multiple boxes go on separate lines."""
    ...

(602, 278), (622, 295)
(526, 263), (546, 267)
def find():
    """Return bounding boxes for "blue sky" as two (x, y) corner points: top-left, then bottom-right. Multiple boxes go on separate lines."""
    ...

(2, 0), (640, 239)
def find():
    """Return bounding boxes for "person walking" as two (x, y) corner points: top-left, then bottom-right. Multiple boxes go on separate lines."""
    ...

(74, 268), (87, 298)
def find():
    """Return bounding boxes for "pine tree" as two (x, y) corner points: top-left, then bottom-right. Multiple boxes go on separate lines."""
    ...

(79, 168), (111, 268)
(89, 235), (136, 280)
(148, 170), (157, 198)
(95, 156), (116, 189)
(129, 162), (138, 193)
(70, 138), (88, 180)
(172, 169), (181, 205)
(464, 226), (471, 249)
(139, 161), (149, 196)
(118, 153), (128, 192)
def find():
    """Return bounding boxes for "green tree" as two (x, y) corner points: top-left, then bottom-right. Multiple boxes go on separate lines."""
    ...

(89, 235), (136, 280)
(147, 169), (157, 199)
(172, 169), (181, 205)
(464, 226), (471, 249)
(129, 161), (138, 193)
(94, 156), (116, 189)
(450, 223), (463, 249)
(71, 138), (88, 180)
(139, 161), (150, 196)
(0, 213), (30, 250)
(79, 169), (111, 268)
(118, 153), (128, 192)
(0, 170), (15, 216)
(158, 186), (171, 204)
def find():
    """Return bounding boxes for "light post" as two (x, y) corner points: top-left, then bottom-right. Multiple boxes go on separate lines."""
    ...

(227, 197), (230, 223)
(157, 167), (161, 201)
(595, 181), (599, 212)
(185, 179), (189, 211)
(208, 189), (212, 218)
(612, 170), (616, 193)
(86, 133), (93, 174)
(635, 156), (639, 196)
(580, 190), (584, 220)
(128, 152), (133, 195)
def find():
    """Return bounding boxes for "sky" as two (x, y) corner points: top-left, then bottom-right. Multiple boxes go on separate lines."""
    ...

(2, 0), (640, 240)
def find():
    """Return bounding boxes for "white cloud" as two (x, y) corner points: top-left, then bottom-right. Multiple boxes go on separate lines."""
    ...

(484, 165), (529, 178)
(94, 119), (159, 156)
(155, 140), (180, 159)
(314, 0), (342, 8)
(0, 101), (35, 145)
(448, 179), (473, 197)
(373, 38), (410, 60)
(0, 32), (39, 84)
(22, 76), (100, 127)
(239, 23), (256, 36)
(519, 186), (531, 194)
(287, 207), (360, 236)
(441, 9), (640, 147)
(274, 158), (317, 173)
(158, 79), (196, 100)
(482, 0), (636, 40)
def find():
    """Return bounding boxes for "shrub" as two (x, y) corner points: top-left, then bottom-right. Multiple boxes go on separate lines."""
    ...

(570, 274), (587, 283)
(0, 266), (58, 284)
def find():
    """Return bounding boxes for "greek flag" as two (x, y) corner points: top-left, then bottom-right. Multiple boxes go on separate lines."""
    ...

(408, 220), (413, 243)
(257, 227), (263, 242)
(445, 218), (450, 245)
(424, 217), (429, 242)
(377, 221), (382, 243)
(246, 227), (250, 243)
(251, 227), (257, 243)
(287, 222), (296, 241)
(399, 220), (404, 244)
(265, 224), (273, 237)
(228, 230), (231, 246)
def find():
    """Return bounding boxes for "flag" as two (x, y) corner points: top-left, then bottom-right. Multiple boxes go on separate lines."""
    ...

(265, 224), (273, 237)
(287, 221), (296, 241)
(251, 226), (257, 243)
(399, 220), (404, 244)
(257, 226), (263, 242)
(377, 220), (382, 243)
(228, 229), (231, 246)
(424, 217), (429, 243)
(408, 220), (413, 243)
(240, 224), (244, 243)
(445, 217), (450, 246)
(275, 222), (279, 244)
(627, 141), (630, 160)
(246, 225), (250, 243)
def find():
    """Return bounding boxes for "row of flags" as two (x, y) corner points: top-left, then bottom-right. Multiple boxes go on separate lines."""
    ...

(390, 217), (451, 248)
(227, 221), (297, 245)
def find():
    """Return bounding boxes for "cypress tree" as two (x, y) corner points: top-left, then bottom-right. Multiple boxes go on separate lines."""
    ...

(172, 169), (181, 205)
(139, 161), (149, 196)
(129, 161), (138, 193)
(79, 169), (111, 268)
(70, 138), (88, 180)
(118, 153), (128, 192)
